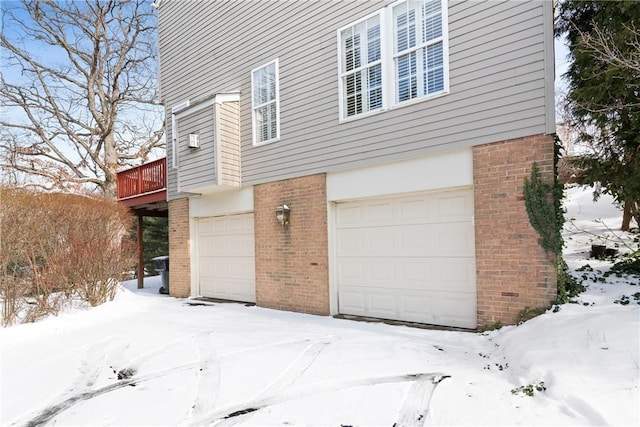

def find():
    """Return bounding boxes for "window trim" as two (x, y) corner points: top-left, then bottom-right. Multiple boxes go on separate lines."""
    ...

(392, 0), (450, 103)
(336, 9), (387, 120)
(251, 58), (281, 146)
(337, 0), (449, 122)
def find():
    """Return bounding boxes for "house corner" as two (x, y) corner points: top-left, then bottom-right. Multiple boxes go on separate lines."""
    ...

(473, 134), (558, 327)
(168, 198), (191, 298)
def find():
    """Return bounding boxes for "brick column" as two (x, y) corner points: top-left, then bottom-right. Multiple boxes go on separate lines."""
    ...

(473, 134), (557, 327)
(168, 198), (191, 297)
(254, 174), (330, 315)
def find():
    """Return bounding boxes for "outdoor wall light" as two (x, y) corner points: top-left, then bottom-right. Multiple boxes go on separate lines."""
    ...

(275, 204), (290, 226)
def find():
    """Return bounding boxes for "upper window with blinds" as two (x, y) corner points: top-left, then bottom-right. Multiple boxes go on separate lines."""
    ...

(337, 0), (448, 120)
(339, 15), (383, 118)
(251, 59), (280, 145)
(393, 0), (445, 103)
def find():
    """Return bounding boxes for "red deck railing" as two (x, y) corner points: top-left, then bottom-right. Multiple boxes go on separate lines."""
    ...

(117, 158), (166, 200)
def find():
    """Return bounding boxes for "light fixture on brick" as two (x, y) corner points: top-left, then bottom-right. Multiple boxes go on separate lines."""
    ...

(275, 204), (290, 226)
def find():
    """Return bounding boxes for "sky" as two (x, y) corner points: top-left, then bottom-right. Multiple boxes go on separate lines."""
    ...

(1, 185), (638, 426)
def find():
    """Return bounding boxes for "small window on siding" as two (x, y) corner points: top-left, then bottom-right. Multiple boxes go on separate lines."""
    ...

(251, 59), (280, 145)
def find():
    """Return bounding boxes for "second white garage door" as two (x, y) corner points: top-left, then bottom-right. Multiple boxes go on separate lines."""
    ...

(197, 213), (255, 303)
(336, 189), (476, 328)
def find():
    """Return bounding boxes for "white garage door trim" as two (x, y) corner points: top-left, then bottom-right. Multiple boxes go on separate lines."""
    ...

(335, 189), (476, 328)
(195, 212), (256, 303)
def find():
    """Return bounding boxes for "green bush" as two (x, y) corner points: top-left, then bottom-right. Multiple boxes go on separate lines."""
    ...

(523, 136), (581, 304)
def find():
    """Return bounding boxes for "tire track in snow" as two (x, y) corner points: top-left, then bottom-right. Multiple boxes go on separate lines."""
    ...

(68, 339), (114, 390)
(393, 374), (450, 427)
(183, 332), (221, 424)
(16, 336), (317, 427)
(196, 336), (336, 426)
(560, 396), (609, 426)
(251, 336), (337, 402)
(203, 372), (449, 426)
(15, 335), (212, 427)
(19, 359), (206, 427)
(10, 339), (116, 427)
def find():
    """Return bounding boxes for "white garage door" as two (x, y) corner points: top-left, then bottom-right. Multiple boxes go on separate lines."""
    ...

(336, 189), (476, 328)
(197, 213), (255, 302)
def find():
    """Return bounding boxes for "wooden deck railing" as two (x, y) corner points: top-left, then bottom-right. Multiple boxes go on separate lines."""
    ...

(116, 158), (166, 200)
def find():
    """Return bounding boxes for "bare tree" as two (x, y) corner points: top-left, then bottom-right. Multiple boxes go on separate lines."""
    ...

(576, 22), (640, 78)
(0, 0), (164, 198)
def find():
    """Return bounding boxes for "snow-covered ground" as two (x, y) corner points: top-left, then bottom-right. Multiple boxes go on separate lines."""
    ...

(1, 186), (638, 426)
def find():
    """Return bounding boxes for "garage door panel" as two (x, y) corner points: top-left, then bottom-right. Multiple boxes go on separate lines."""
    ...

(434, 224), (475, 256)
(201, 276), (254, 301)
(368, 229), (396, 254)
(226, 215), (254, 232)
(212, 235), (254, 256)
(200, 235), (256, 258)
(423, 293), (477, 328)
(339, 287), (476, 328)
(202, 215), (253, 235)
(337, 204), (364, 226)
(368, 201), (394, 222)
(437, 260), (476, 290)
(402, 295), (433, 317)
(338, 258), (474, 292)
(434, 193), (473, 220)
(400, 223), (474, 256)
(198, 218), (214, 235)
(211, 217), (230, 234)
(369, 293), (397, 315)
(338, 223), (473, 257)
(369, 262), (396, 281)
(337, 229), (364, 252)
(398, 198), (430, 220)
(401, 292), (476, 328)
(403, 260), (475, 292)
(338, 261), (365, 282)
(197, 213), (255, 303)
(339, 289), (366, 312)
(338, 192), (474, 227)
(229, 281), (255, 300)
(201, 256), (254, 278)
(336, 189), (476, 328)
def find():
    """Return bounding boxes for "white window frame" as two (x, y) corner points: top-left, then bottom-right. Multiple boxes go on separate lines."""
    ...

(337, 0), (449, 121)
(392, 0), (449, 103)
(337, 10), (387, 120)
(251, 59), (280, 146)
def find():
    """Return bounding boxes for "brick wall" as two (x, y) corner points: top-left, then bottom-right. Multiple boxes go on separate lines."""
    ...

(254, 174), (330, 315)
(168, 198), (191, 297)
(473, 134), (557, 326)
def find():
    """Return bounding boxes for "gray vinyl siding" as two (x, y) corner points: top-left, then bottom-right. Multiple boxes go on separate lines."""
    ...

(176, 105), (216, 193)
(159, 0), (554, 199)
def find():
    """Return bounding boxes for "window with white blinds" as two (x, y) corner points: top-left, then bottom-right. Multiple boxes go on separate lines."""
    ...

(340, 15), (383, 117)
(251, 59), (280, 145)
(393, 0), (445, 102)
(338, 0), (448, 120)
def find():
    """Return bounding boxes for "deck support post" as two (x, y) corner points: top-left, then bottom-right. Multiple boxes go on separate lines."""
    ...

(137, 214), (144, 289)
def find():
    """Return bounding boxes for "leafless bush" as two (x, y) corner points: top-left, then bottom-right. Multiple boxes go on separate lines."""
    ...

(0, 187), (135, 326)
